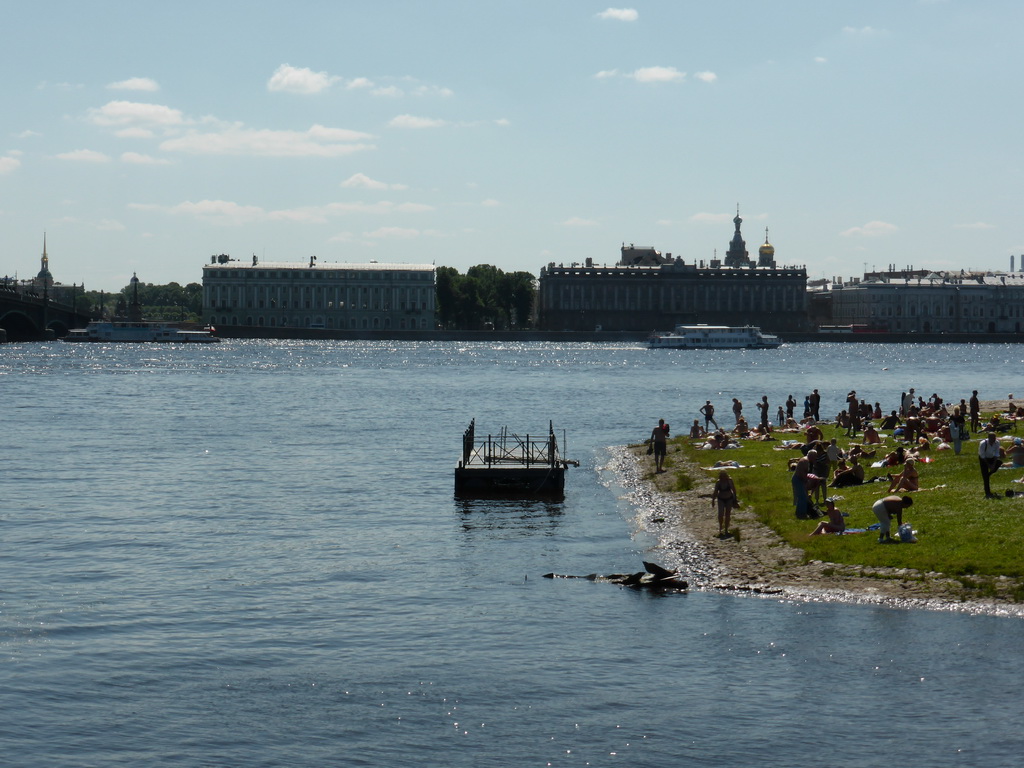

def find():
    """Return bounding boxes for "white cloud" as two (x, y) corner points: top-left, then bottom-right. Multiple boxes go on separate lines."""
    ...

(562, 217), (599, 227)
(596, 8), (639, 21)
(96, 219), (126, 231)
(373, 85), (404, 98)
(815, 56), (828, 64)
(389, 114), (446, 129)
(628, 66), (685, 83)
(267, 64), (340, 94)
(107, 77), (160, 92)
(347, 77), (374, 90)
(121, 151), (172, 165)
(341, 172), (408, 191)
(0, 156), (21, 174)
(56, 149), (111, 162)
(365, 226), (420, 239)
(955, 222), (995, 230)
(87, 100), (185, 127)
(162, 199), (267, 226)
(594, 69), (619, 79)
(694, 71), (717, 83)
(842, 26), (888, 36)
(840, 220), (898, 237)
(115, 127), (156, 139)
(494, 118), (510, 126)
(133, 197), (433, 226)
(159, 124), (375, 157)
(413, 85), (454, 98)
(690, 212), (733, 224)
(324, 201), (432, 215)
(17, 129), (41, 138)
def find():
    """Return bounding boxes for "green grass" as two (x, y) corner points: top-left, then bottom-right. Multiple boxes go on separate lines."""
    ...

(668, 419), (1024, 587)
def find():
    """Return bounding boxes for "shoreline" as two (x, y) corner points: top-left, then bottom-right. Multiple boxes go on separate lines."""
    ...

(611, 401), (1024, 617)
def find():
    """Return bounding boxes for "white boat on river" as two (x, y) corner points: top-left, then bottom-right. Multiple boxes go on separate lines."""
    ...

(62, 321), (220, 343)
(647, 324), (781, 349)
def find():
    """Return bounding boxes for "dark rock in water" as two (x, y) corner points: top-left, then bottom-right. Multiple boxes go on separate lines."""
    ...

(543, 563), (687, 591)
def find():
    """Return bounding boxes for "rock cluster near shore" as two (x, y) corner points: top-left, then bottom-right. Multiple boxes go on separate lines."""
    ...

(611, 401), (1024, 616)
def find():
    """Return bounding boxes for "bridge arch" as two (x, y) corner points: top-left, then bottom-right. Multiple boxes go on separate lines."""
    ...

(0, 310), (41, 342)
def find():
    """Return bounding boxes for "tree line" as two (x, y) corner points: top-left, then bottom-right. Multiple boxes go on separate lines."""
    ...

(436, 265), (535, 330)
(76, 282), (204, 322)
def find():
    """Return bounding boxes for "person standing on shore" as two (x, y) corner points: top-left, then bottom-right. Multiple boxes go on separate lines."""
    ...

(700, 400), (719, 431)
(757, 395), (770, 430)
(949, 405), (967, 455)
(809, 389), (821, 421)
(792, 452), (812, 518)
(979, 431), (1004, 498)
(711, 470), (738, 538)
(902, 388), (916, 417)
(786, 394), (797, 420)
(872, 495), (913, 543)
(732, 398), (743, 425)
(970, 390), (981, 433)
(650, 418), (668, 473)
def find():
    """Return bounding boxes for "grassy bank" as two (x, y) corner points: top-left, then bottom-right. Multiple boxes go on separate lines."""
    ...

(650, 418), (1024, 602)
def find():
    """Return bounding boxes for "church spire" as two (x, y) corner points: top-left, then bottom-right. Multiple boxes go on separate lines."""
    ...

(724, 204), (750, 267)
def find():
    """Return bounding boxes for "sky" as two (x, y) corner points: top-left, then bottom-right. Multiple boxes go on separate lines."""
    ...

(2, 0), (1023, 292)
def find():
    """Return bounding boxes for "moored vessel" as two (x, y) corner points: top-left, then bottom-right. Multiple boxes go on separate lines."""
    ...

(62, 321), (220, 343)
(647, 324), (781, 349)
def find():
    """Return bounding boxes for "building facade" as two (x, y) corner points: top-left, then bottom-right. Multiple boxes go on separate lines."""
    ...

(537, 212), (809, 332)
(829, 272), (1024, 334)
(202, 255), (436, 331)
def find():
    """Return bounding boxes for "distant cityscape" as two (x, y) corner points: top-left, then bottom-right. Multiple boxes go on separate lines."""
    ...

(4, 213), (1024, 338)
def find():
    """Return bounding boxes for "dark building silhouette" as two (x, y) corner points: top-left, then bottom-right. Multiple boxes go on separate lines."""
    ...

(537, 209), (808, 332)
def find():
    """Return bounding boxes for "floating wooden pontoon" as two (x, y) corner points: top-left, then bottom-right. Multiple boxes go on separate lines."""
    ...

(455, 419), (577, 498)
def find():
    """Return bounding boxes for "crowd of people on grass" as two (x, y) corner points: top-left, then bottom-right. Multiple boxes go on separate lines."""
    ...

(649, 387), (1022, 544)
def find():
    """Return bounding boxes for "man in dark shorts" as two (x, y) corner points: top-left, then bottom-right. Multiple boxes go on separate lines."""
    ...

(650, 418), (668, 473)
(700, 401), (718, 431)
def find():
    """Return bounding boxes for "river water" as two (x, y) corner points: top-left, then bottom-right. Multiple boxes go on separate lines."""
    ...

(3, 340), (1023, 767)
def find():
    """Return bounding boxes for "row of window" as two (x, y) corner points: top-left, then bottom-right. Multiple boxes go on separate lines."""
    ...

(205, 270), (432, 281)
(209, 315), (431, 330)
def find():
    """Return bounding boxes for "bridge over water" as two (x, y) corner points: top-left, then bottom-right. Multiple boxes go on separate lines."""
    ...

(0, 287), (93, 342)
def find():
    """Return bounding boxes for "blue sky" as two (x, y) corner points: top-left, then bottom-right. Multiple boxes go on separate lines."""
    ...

(2, 1), (1021, 291)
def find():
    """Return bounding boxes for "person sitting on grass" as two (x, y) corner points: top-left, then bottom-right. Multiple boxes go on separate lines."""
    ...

(884, 446), (907, 467)
(809, 499), (846, 536)
(847, 444), (877, 461)
(888, 458), (920, 493)
(689, 420), (706, 439)
(832, 456), (866, 487)
(863, 423), (882, 444)
(1007, 437), (1024, 468)
(880, 410), (901, 430)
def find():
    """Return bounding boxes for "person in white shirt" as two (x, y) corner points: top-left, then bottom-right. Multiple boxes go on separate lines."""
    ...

(978, 432), (1005, 498)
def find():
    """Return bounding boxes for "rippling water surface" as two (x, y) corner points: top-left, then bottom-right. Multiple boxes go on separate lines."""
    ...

(3, 340), (1024, 767)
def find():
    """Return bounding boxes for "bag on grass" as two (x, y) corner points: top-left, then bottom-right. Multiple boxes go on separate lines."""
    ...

(898, 523), (917, 543)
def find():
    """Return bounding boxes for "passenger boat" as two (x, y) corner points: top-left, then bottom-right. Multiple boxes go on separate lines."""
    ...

(647, 324), (781, 349)
(62, 321), (220, 343)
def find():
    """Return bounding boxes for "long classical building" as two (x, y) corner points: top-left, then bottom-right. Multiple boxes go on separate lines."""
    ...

(202, 255), (436, 331)
(537, 212), (809, 332)
(829, 271), (1024, 334)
